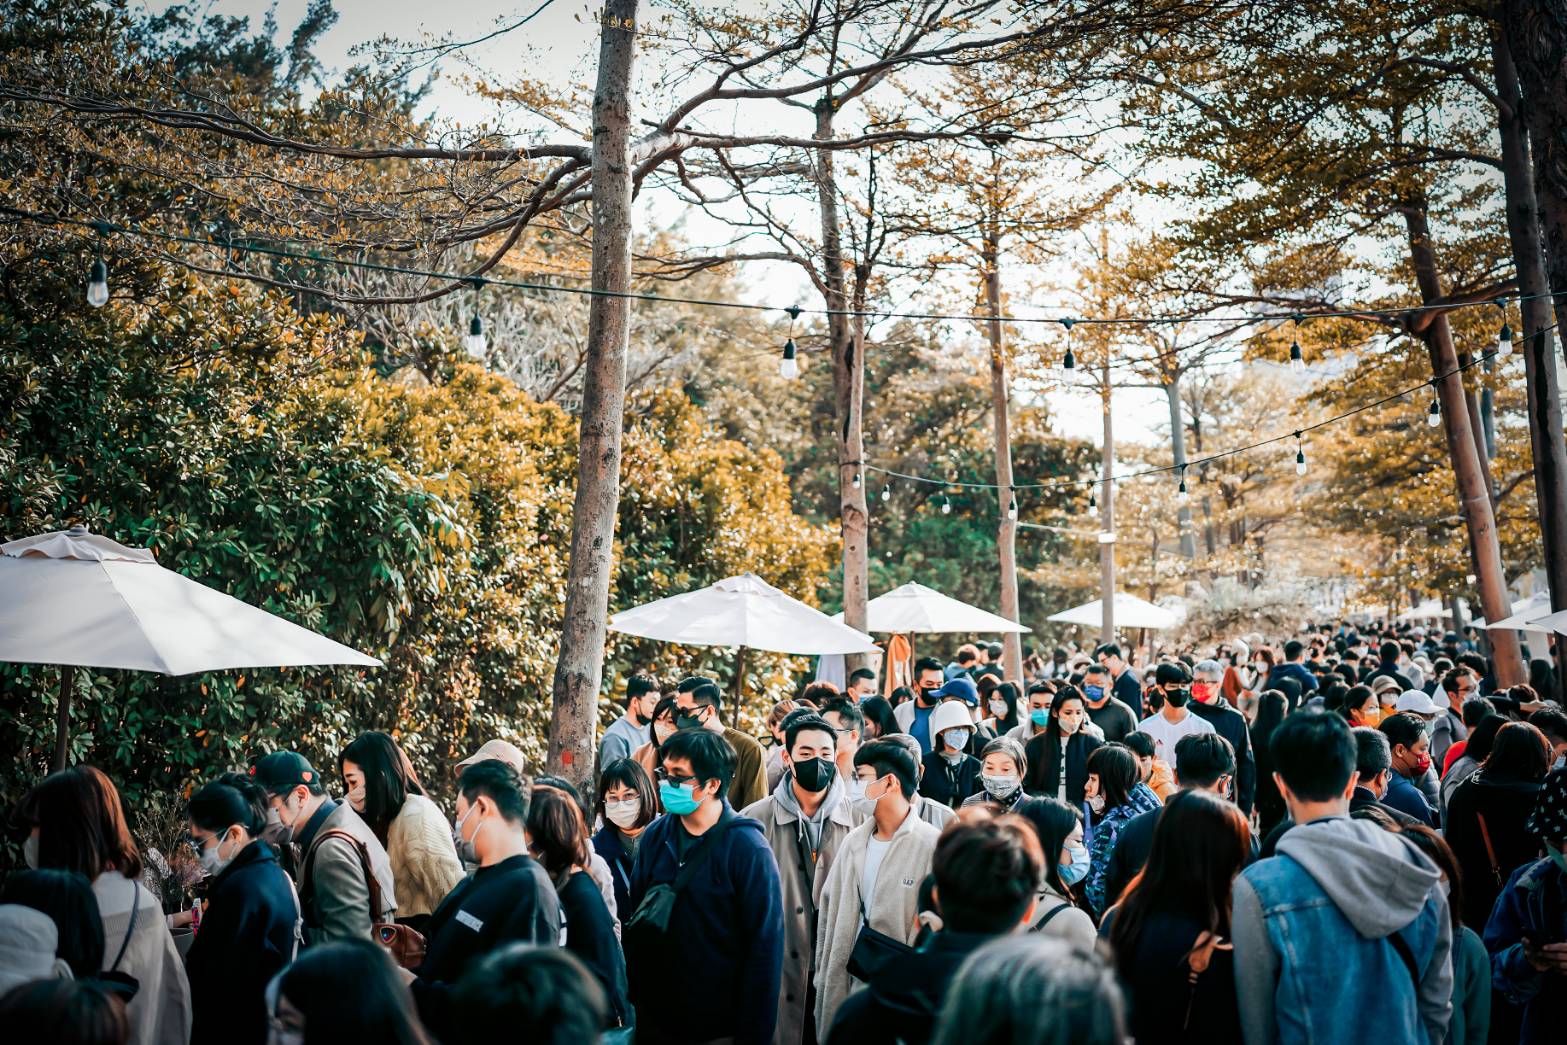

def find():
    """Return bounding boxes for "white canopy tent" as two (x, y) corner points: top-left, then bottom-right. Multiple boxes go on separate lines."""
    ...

(1047, 591), (1183, 631)
(0, 525), (382, 771)
(1525, 607), (1567, 635)
(834, 582), (1029, 634)
(1475, 591), (1554, 633)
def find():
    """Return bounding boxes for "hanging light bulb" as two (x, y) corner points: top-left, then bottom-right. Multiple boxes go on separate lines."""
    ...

(1007, 495), (1018, 520)
(1295, 433), (1307, 476)
(779, 306), (801, 378)
(941, 494), (952, 515)
(1287, 314), (1305, 371)
(851, 472), (862, 490)
(1495, 322), (1513, 360)
(86, 257), (109, 308)
(1060, 317), (1077, 372)
(1088, 487), (1097, 510)
(1176, 466), (1189, 503)
(779, 338), (799, 379)
(881, 484), (892, 502)
(1427, 395), (1442, 427)
(463, 313), (487, 358)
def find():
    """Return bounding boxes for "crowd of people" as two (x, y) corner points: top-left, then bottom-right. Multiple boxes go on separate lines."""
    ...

(4, 624), (1567, 1045)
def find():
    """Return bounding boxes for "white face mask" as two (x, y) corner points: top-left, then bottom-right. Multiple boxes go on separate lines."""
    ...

(982, 774), (1019, 798)
(1087, 794), (1105, 814)
(654, 722), (676, 744)
(989, 699), (1008, 719)
(198, 826), (242, 877)
(943, 728), (972, 752)
(605, 798), (642, 829)
(852, 776), (885, 816)
(345, 785), (366, 811)
(23, 834), (39, 869)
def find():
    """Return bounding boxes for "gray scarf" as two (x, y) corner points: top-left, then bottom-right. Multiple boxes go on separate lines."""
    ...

(773, 770), (842, 855)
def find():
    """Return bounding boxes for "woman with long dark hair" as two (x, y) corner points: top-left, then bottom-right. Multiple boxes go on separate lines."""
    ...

(527, 787), (629, 1028)
(1022, 687), (1103, 808)
(1103, 789), (1250, 1043)
(183, 772), (299, 1045)
(1249, 691), (1289, 836)
(1013, 796), (1097, 945)
(631, 695), (680, 782)
(983, 681), (1022, 736)
(591, 758), (657, 920)
(1439, 713), (1506, 815)
(16, 766), (190, 1045)
(1443, 721), (1552, 930)
(1082, 745), (1162, 916)
(267, 939), (431, 1045)
(858, 695), (900, 741)
(340, 732), (462, 932)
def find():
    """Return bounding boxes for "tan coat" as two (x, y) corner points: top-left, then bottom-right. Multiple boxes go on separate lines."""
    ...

(386, 793), (465, 917)
(812, 808), (939, 1037)
(742, 788), (864, 1045)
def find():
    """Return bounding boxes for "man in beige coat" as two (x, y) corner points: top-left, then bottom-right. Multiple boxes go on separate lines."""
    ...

(744, 711), (864, 1045)
(812, 738), (939, 1038)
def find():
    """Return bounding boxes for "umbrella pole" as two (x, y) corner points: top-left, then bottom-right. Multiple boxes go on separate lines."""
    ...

(731, 645), (748, 703)
(53, 664), (76, 774)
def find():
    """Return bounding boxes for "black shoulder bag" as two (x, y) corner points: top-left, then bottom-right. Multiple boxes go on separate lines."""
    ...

(627, 817), (735, 936)
(846, 899), (913, 981)
(97, 883), (143, 1002)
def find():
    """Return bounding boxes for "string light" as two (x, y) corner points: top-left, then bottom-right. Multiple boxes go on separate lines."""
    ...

(1288, 314), (1305, 371)
(780, 306), (801, 379)
(942, 493), (952, 515)
(461, 278), (487, 358)
(1176, 465), (1189, 503)
(1088, 487), (1096, 510)
(86, 221), (109, 307)
(1060, 317), (1077, 371)
(1294, 432), (1307, 475)
(1427, 387), (1442, 427)
(1495, 317), (1513, 360)
(851, 472), (862, 490)
(881, 483), (892, 502)
(1007, 495), (1018, 520)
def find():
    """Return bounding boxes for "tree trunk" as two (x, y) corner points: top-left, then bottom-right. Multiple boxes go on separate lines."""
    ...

(1494, 23), (1567, 625)
(982, 226), (1024, 681)
(1401, 202), (1526, 685)
(1502, 1), (1567, 356)
(546, 0), (639, 791)
(1458, 348), (1498, 507)
(1164, 378), (1197, 558)
(815, 98), (870, 668)
(1100, 362), (1116, 643)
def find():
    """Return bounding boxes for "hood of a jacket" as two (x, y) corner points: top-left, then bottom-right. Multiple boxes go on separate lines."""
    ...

(1275, 817), (1441, 939)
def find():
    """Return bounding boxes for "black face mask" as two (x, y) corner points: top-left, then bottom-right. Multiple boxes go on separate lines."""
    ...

(675, 708), (706, 731)
(792, 757), (834, 793)
(1164, 687), (1190, 708)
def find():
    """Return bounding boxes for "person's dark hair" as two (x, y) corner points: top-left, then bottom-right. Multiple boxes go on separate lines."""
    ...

(1379, 712), (1428, 755)
(1094, 643), (1123, 661)
(1272, 711), (1357, 801)
(1352, 727), (1392, 782)
(1462, 714), (1507, 766)
(985, 642), (1004, 660)
(888, 686), (914, 707)
(1250, 690), (1288, 755)
(1173, 733), (1235, 789)
(453, 944), (608, 1044)
(977, 674), (1000, 699)
(1459, 697), (1495, 729)
(277, 939), (431, 1045)
(1283, 639), (1305, 661)
(931, 816), (1042, 934)
(853, 738), (919, 798)
(1379, 641), (1399, 662)
(14, 766), (143, 880)
(784, 713), (838, 753)
(187, 774), (270, 840)
(0, 869), (105, 979)
(1081, 663), (1109, 682)
(595, 758), (656, 831)
(1530, 706), (1567, 745)
(658, 729), (737, 794)
(856, 695), (899, 739)
(931, 935), (1126, 1045)
(647, 695), (678, 750)
(1481, 722), (1551, 783)
(1014, 796), (1085, 902)
(914, 655), (945, 677)
(849, 668), (877, 686)
(1457, 653), (1488, 680)
(338, 732), (424, 843)
(1528, 658), (1559, 702)
(458, 759), (532, 825)
(1121, 731), (1155, 761)
(955, 647), (978, 666)
(989, 682), (1021, 728)
(1400, 825), (1466, 932)
(680, 678), (724, 712)
(801, 681), (840, 707)
(1344, 685), (1375, 719)
(0, 979), (128, 1045)
(1154, 661), (1190, 687)
(1508, 683), (1539, 706)
(626, 674), (659, 703)
(821, 697), (865, 736)
(1110, 789), (1250, 963)
(533, 775), (595, 833)
(527, 786), (591, 888)
(1085, 744), (1138, 811)
(1441, 667), (1471, 696)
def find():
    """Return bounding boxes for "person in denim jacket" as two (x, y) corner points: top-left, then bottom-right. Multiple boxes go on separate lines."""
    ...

(1484, 766), (1567, 1045)
(1232, 712), (1453, 1045)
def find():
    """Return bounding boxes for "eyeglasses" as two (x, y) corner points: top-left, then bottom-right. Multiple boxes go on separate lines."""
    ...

(655, 769), (697, 786)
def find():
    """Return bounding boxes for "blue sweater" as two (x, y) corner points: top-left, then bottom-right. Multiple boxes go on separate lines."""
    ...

(625, 804), (784, 1045)
(184, 841), (298, 1045)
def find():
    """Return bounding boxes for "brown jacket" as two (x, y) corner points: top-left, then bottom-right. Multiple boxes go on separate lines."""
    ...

(724, 726), (770, 810)
(742, 782), (864, 1045)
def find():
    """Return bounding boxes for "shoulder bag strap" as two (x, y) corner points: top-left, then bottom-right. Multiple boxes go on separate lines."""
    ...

(305, 828), (382, 925)
(1475, 812), (1504, 887)
(1030, 900), (1068, 933)
(671, 816), (735, 895)
(1387, 931), (1420, 990)
(109, 882), (141, 973)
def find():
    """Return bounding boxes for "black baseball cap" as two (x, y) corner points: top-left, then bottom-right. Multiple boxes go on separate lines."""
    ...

(251, 751), (319, 793)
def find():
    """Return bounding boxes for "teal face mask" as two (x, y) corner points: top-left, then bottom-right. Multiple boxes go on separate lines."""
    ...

(1030, 708), (1050, 728)
(1060, 843), (1090, 886)
(659, 780), (702, 816)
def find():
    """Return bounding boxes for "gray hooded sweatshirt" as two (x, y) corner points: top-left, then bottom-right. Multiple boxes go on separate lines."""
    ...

(1231, 816), (1453, 1045)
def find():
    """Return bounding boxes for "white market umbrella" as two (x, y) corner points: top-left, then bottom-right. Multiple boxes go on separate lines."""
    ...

(1475, 591), (1554, 633)
(835, 582), (1030, 634)
(1, 525), (381, 770)
(1047, 591), (1182, 630)
(1396, 598), (1448, 622)
(1527, 607), (1567, 635)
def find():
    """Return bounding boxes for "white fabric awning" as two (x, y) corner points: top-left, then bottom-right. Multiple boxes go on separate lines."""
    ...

(609, 572), (878, 655)
(1047, 591), (1182, 630)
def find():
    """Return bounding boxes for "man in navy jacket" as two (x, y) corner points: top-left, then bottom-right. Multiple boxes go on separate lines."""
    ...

(1189, 659), (1256, 815)
(627, 728), (785, 1045)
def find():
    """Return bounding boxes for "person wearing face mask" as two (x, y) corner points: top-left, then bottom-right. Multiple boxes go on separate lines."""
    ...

(1135, 663), (1217, 765)
(629, 696), (681, 791)
(1081, 665), (1138, 744)
(881, 733), (958, 830)
(592, 759), (658, 926)
(1023, 689), (1103, 807)
(813, 739), (939, 1039)
(252, 751), (397, 947)
(742, 713), (863, 1045)
(340, 732), (462, 937)
(1188, 660), (1256, 817)
(894, 657), (949, 753)
(1013, 797), (1097, 946)
(1485, 766), (1567, 1045)
(599, 673), (663, 771)
(1081, 745), (1162, 916)
(1005, 682), (1055, 744)
(673, 677), (769, 810)
(1377, 713), (1438, 827)
(626, 729), (784, 1045)
(961, 738), (1028, 811)
(918, 701), (983, 808)
(408, 759), (559, 1042)
(982, 682), (1022, 737)
(182, 775), (299, 1045)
